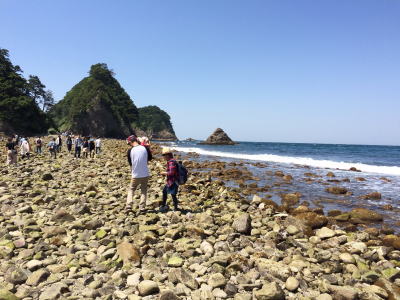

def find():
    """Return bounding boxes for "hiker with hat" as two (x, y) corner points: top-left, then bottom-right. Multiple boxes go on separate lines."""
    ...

(126, 134), (150, 213)
(160, 147), (180, 211)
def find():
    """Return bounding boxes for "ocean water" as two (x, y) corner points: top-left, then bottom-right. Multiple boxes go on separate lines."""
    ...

(167, 140), (400, 230)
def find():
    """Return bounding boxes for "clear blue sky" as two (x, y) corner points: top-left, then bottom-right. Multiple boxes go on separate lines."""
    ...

(1, 0), (399, 145)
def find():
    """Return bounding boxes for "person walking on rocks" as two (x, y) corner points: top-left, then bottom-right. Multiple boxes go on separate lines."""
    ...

(56, 135), (62, 152)
(126, 135), (150, 213)
(35, 137), (43, 154)
(48, 138), (57, 159)
(20, 138), (31, 159)
(66, 135), (73, 154)
(74, 136), (82, 158)
(89, 137), (95, 158)
(160, 147), (180, 211)
(82, 137), (89, 158)
(95, 137), (101, 154)
(5, 137), (17, 165)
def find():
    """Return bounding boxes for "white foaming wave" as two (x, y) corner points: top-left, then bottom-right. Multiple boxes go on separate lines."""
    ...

(173, 146), (400, 176)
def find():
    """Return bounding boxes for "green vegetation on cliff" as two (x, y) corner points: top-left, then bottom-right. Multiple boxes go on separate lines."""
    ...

(137, 106), (177, 140)
(0, 48), (51, 135)
(50, 63), (139, 138)
(1, 49), (177, 139)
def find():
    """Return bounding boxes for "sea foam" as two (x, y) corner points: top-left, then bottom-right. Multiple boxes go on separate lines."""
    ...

(173, 146), (400, 176)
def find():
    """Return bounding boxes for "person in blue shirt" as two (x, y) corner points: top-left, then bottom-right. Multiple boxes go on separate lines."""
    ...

(47, 138), (57, 159)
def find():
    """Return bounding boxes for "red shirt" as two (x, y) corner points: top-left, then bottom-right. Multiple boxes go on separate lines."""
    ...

(166, 159), (179, 186)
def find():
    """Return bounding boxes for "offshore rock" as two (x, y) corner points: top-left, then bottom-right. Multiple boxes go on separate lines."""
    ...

(200, 128), (236, 145)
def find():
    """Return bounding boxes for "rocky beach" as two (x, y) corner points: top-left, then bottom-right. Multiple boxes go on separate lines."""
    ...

(1, 138), (400, 300)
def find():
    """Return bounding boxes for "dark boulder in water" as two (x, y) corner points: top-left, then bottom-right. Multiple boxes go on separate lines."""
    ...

(200, 128), (236, 145)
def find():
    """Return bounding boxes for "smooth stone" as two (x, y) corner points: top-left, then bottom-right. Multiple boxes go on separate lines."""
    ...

(26, 268), (50, 285)
(138, 280), (159, 296)
(339, 253), (356, 264)
(127, 273), (141, 287)
(208, 273), (227, 288)
(285, 277), (299, 291)
(316, 227), (336, 239)
(39, 283), (68, 300)
(254, 282), (285, 300)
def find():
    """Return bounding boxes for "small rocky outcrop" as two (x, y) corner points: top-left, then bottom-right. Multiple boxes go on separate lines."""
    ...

(200, 128), (236, 145)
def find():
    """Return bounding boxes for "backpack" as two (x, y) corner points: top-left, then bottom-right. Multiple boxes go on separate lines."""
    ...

(127, 148), (132, 166)
(174, 160), (188, 185)
(145, 146), (153, 161)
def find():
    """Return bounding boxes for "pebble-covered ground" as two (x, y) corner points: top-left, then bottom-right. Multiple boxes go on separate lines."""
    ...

(0, 138), (400, 300)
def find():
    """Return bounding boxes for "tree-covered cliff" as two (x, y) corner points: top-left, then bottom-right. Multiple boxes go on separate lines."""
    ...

(0, 48), (52, 135)
(50, 63), (139, 138)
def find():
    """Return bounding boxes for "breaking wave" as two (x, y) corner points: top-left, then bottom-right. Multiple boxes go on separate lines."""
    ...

(172, 146), (400, 176)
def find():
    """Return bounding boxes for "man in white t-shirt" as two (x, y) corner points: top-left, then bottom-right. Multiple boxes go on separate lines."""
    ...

(126, 135), (150, 212)
(95, 137), (101, 154)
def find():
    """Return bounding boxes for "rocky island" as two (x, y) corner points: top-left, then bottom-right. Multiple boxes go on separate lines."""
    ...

(200, 128), (236, 145)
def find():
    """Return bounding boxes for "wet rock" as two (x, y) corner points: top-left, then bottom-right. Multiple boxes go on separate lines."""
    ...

(281, 193), (300, 207)
(326, 186), (348, 195)
(295, 212), (328, 229)
(360, 192), (381, 200)
(349, 208), (383, 222)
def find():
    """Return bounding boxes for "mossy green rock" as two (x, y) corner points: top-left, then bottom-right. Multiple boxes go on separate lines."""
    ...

(168, 256), (184, 267)
(381, 268), (400, 281)
(356, 260), (369, 274)
(95, 229), (107, 239)
(86, 191), (97, 198)
(334, 213), (350, 222)
(0, 289), (19, 300)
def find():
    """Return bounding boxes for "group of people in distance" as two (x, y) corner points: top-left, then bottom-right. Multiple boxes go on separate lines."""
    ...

(5, 133), (182, 212)
(4, 134), (102, 164)
(126, 135), (181, 212)
(47, 135), (102, 159)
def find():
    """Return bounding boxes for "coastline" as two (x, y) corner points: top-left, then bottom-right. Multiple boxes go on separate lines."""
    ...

(0, 138), (399, 299)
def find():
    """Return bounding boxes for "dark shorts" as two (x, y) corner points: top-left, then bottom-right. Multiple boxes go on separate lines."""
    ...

(163, 183), (178, 195)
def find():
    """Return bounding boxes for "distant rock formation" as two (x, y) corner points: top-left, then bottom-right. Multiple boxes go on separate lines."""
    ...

(136, 106), (177, 141)
(50, 64), (177, 139)
(50, 63), (138, 138)
(200, 128), (236, 145)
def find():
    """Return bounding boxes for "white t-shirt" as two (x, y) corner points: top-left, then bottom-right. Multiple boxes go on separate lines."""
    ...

(95, 139), (101, 147)
(130, 145), (149, 178)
